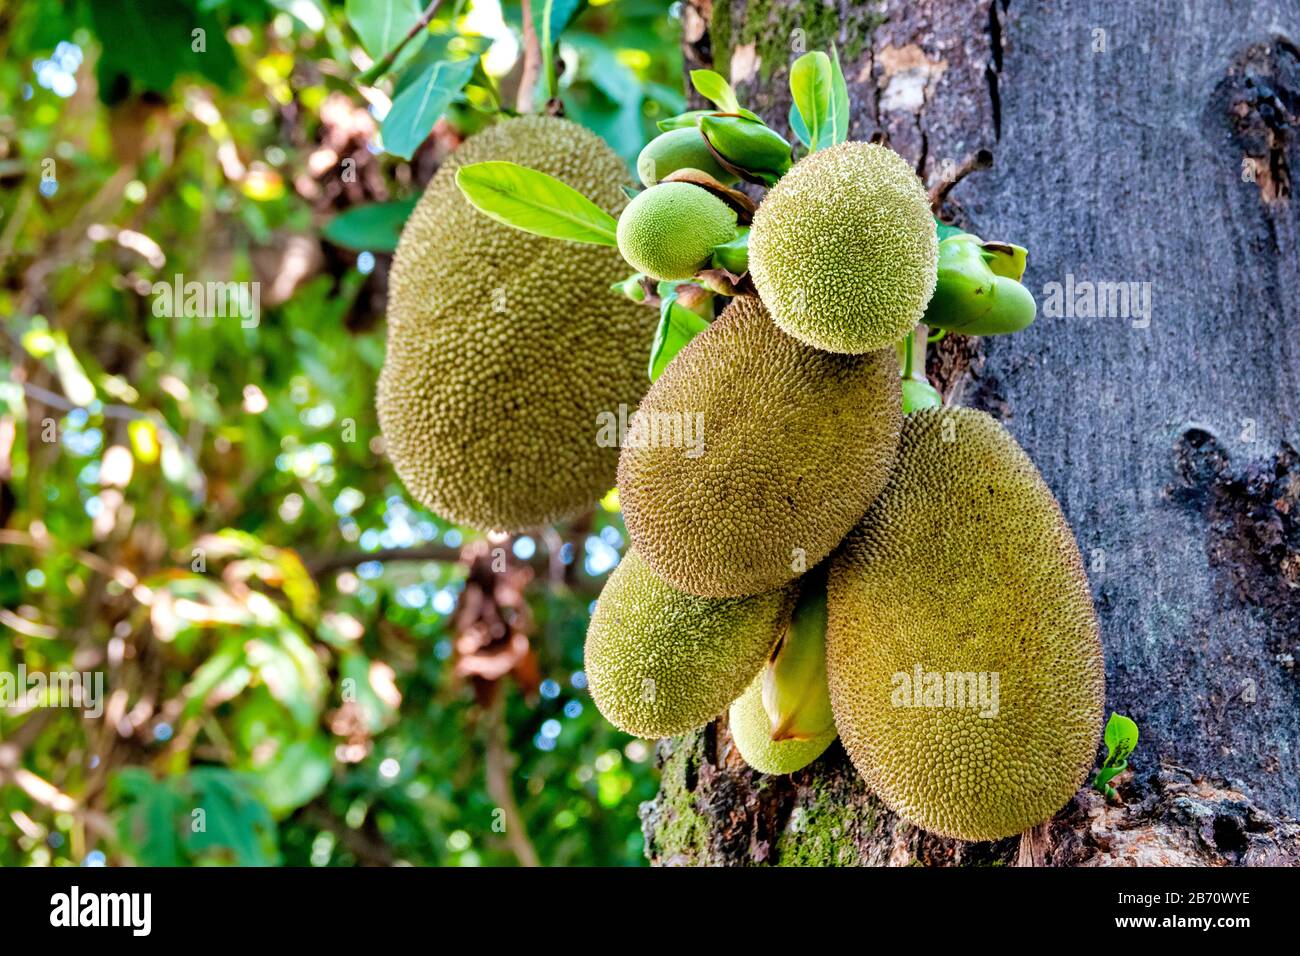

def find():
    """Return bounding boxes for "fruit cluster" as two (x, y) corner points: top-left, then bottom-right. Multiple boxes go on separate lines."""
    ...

(380, 54), (1104, 842)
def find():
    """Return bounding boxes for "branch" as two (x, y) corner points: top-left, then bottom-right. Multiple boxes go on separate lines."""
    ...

(356, 0), (447, 86)
(929, 148), (994, 213)
(482, 691), (541, 867)
(517, 0), (542, 113)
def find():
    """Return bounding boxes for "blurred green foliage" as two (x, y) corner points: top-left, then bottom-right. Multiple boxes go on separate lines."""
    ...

(0, 0), (683, 866)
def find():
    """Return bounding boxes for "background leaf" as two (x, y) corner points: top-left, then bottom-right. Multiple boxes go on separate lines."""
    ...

(346, 0), (423, 61)
(323, 199), (418, 252)
(382, 57), (478, 160)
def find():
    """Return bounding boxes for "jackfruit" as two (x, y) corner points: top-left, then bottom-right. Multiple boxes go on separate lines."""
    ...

(825, 406), (1104, 841)
(584, 549), (790, 738)
(636, 127), (737, 187)
(618, 295), (901, 598)
(730, 673), (837, 775)
(616, 182), (738, 281)
(378, 116), (655, 531)
(748, 142), (938, 354)
(730, 573), (837, 775)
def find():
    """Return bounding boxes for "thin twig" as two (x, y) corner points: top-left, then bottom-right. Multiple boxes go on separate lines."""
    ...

(517, 0), (542, 113)
(356, 0), (447, 86)
(482, 690), (541, 867)
(929, 148), (994, 213)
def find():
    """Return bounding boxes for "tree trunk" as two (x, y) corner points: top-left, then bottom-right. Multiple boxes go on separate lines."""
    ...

(643, 0), (1300, 866)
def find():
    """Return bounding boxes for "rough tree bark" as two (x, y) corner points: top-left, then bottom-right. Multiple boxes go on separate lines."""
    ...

(642, 0), (1300, 866)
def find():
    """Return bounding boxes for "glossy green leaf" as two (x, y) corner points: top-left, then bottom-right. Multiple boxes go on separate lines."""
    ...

(790, 52), (833, 152)
(1103, 712), (1140, 764)
(382, 57), (478, 160)
(648, 288), (711, 382)
(455, 162), (618, 245)
(828, 44), (850, 146)
(690, 69), (741, 113)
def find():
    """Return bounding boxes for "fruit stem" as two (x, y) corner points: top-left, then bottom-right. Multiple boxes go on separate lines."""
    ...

(905, 323), (928, 382)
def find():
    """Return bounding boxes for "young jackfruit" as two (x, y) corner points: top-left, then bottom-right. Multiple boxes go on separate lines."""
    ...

(615, 182), (738, 281)
(748, 142), (938, 354)
(584, 550), (790, 738)
(730, 673), (837, 775)
(618, 295), (901, 598)
(729, 573), (837, 775)
(826, 407), (1104, 842)
(378, 116), (656, 532)
(636, 127), (738, 187)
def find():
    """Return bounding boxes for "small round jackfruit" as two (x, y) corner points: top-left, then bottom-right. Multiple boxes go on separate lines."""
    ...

(378, 116), (656, 532)
(729, 673), (837, 775)
(618, 295), (902, 598)
(749, 142), (938, 354)
(616, 182), (738, 281)
(636, 127), (738, 187)
(826, 407), (1105, 842)
(585, 550), (790, 738)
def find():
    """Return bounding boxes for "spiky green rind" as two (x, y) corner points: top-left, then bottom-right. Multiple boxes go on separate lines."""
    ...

(616, 182), (738, 281)
(729, 674), (837, 775)
(618, 295), (901, 598)
(378, 116), (655, 532)
(749, 141), (938, 353)
(585, 551), (790, 738)
(826, 407), (1105, 841)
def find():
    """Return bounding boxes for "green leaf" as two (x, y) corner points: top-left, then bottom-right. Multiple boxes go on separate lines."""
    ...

(788, 101), (811, 148)
(935, 219), (968, 242)
(455, 162), (618, 245)
(252, 738), (333, 816)
(392, 31), (491, 98)
(88, 0), (240, 102)
(346, 0), (422, 61)
(186, 768), (280, 865)
(828, 44), (850, 146)
(710, 227), (750, 274)
(1103, 712), (1139, 765)
(789, 51), (833, 152)
(322, 199), (417, 252)
(649, 289), (710, 382)
(382, 57), (478, 160)
(690, 69), (741, 113)
(532, 0), (586, 43)
(658, 109), (717, 132)
(109, 768), (184, 866)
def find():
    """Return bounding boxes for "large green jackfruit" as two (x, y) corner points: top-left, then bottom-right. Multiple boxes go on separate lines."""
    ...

(378, 116), (655, 531)
(584, 550), (790, 738)
(617, 295), (902, 598)
(826, 407), (1104, 841)
(748, 142), (938, 354)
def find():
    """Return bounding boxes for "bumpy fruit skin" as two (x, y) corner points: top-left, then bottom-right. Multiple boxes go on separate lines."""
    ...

(826, 407), (1104, 842)
(636, 127), (737, 187)
(378, 117), (655, 532)
(729, 673), (836, 775)
(584, 550), (790, 738)
(749, 142), (938, 353)
(618, 295), (901, 598)
(616, 182), (738, 281)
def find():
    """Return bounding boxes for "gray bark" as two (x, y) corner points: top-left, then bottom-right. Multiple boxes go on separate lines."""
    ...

(644, 0), (1300, 866)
